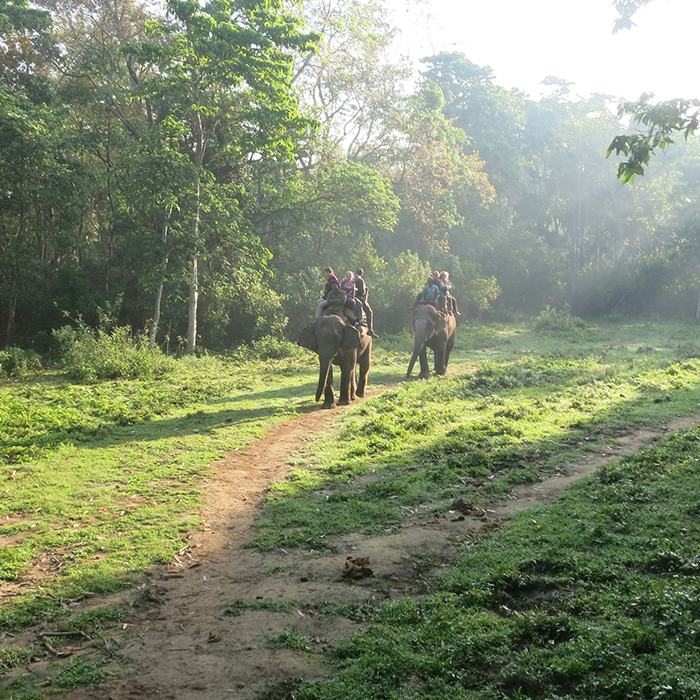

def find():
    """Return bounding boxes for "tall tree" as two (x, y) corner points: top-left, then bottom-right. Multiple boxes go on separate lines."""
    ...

(420, 52), (528, 202)
(126, 0), (317, 352)
(292, 0), (410, 163)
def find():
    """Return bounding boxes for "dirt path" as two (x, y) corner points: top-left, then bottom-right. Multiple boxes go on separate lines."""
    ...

(6, 387), (700, 700)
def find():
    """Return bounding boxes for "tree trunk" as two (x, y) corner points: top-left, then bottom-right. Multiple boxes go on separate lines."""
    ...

(149, 206), (173, 350)
(186, 114), (205, 355)
(150, 274), (166, 351)
(5, 293), (17, 348)
(186, 251), (199, 354)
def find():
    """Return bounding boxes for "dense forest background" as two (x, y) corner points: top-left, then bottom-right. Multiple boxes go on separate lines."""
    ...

(2, 0), (699, 354)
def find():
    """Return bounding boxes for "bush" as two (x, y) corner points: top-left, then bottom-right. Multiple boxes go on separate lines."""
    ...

(533, 305), (586, 332)
(251, 335), (304, 360)
(230, 335), (305, 362)
(53, 324), (174, 381)
(0, 347), (43, 377)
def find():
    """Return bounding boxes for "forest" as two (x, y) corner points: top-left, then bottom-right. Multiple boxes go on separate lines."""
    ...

(3, 0), (700, 357)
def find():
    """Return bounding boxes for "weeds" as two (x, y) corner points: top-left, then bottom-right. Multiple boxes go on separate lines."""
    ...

(0, 348), (42, 378)
(53, 658), (105, 689)
(532, 305), (587, 332)
(268, 630), (314, 651)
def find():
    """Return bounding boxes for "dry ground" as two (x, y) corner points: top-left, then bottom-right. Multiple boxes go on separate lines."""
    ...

(3, 383), (700, 700)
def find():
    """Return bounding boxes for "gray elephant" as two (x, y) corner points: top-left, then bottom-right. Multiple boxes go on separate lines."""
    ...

(298, 315), (372, 408)
(406, 304), (456, 379)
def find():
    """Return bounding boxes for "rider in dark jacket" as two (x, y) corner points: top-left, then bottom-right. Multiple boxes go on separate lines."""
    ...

(354, 268), (378, 338)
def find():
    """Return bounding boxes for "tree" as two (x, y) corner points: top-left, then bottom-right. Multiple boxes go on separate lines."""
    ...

(608, 0), (699, 183)
(608, 96), (700, 183)
(0, 0), (55, 99)
(292, 0), (410, 163)
(384, 80), (495, 259)
(0, 88), (86, 346)
(126, 0), (318, 352)
(420, 52), (528, 201)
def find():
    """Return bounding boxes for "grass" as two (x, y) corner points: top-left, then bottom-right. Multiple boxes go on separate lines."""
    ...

(248, 329), (700, 550)
(291, 427), (700, 700)
(3, 319), (700, 696)
(0, 343), (407, 631)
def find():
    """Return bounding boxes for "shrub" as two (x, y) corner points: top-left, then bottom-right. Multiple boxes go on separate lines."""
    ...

(53, 324), (174, 381)
(251, 335), (304, 361)
(0, 347), (42, 377)
(533, 305), (586, 332)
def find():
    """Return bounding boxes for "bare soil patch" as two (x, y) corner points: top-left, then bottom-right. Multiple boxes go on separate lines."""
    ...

(4, 387), (700, 700)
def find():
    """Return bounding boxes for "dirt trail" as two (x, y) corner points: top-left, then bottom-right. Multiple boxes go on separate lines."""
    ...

(5, 384), (700, 700)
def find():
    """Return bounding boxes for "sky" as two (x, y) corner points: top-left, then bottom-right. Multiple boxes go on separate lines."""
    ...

(386, 0), (700, 102)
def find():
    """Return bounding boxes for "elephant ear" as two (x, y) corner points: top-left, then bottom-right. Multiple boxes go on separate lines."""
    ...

(435, 313), (447, 332)
(297, 323), (318, 352)
(341, 324), (362, 350)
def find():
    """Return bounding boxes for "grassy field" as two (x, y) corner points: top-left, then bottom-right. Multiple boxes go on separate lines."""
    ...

(3, 317), (700, 697)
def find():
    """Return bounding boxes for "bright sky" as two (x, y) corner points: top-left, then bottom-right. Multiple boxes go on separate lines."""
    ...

(387, 0), (700, 101)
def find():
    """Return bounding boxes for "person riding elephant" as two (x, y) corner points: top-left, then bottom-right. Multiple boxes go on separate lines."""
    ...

(406, 302), (456, 379)
(298, 314), (372, 408)
(315, 266), (340, 318)
(320, 281), (359, 323)
(340, 270), (365, 325)
(419, 277), (441, 308)
(439, 271), (460, 316)
(354, 268), (378, 338)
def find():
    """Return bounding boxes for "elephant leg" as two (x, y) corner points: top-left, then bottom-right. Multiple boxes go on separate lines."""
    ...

(356, 345), (371, 398)
(406, 350), (419, 378)
(322, 366), (336, 409)
(337, 350), (357, 405)
(444, 332), (455, 371)
(407, 342), (426, 378)
(418, 348), (430, 379)
(434, 343), (447, 375)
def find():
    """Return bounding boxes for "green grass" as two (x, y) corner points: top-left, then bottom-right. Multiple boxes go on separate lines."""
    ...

(248, 326), (700, 550)
(0, 342), (408, 631)
(3, 318), (700, 648)
(268, 629), (315, 651)
(290, 427), (700, 700)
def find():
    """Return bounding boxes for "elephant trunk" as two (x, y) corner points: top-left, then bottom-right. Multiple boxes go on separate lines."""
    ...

(406, 321), (429, 377)
(316, 355), (333, 402)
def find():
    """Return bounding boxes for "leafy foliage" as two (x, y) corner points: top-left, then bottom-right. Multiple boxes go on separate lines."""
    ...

(608, 95), (700, 183)
(53, 323), (174, 381)
(532, 305), (587, 332)
(0, 347), (42, 377)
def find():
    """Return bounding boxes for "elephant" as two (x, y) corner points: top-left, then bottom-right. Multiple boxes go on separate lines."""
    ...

(298, 314), (372, 408)
(406, 303), (456, 379)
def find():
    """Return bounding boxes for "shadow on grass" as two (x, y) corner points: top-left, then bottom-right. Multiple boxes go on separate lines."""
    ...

(247, 358), (700, 550)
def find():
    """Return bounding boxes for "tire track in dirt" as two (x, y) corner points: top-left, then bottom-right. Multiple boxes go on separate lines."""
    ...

(6, 386), (700, 700)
